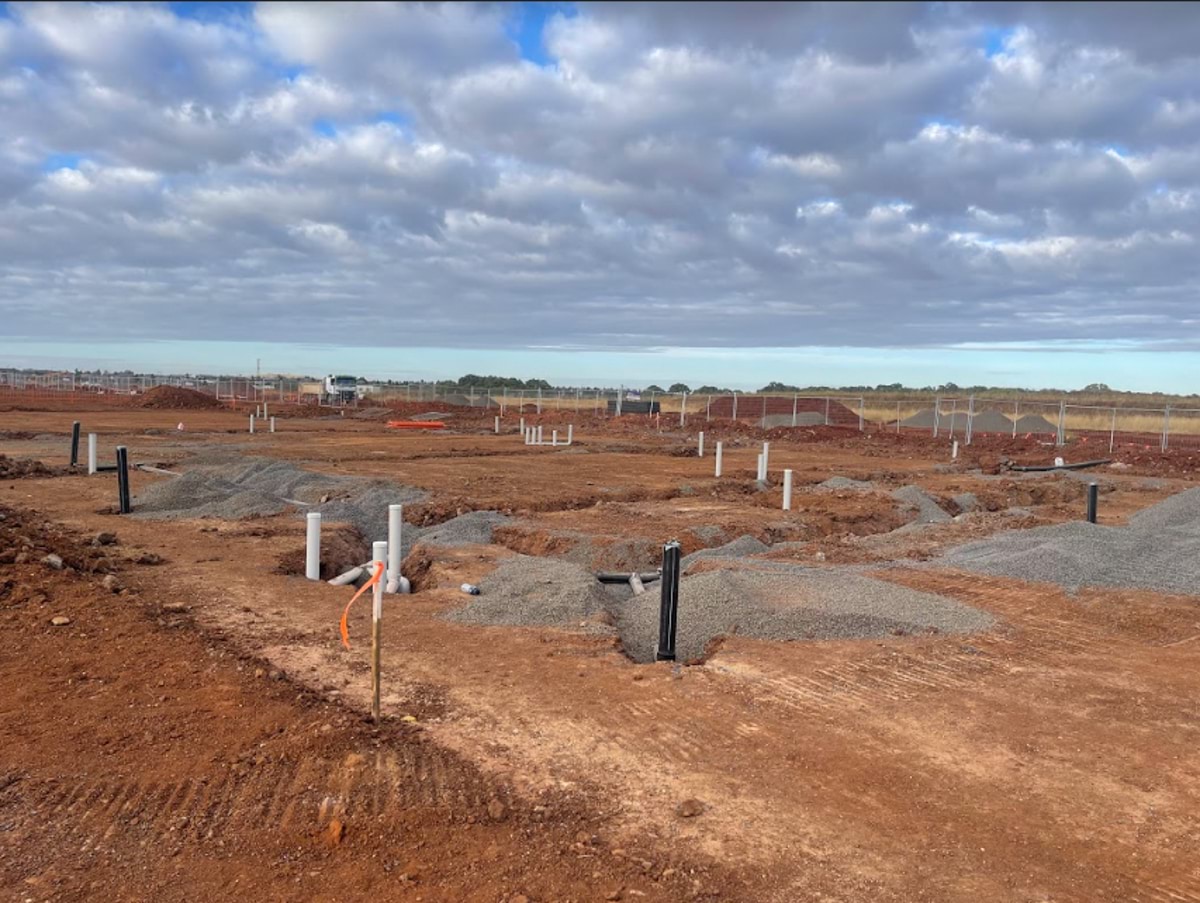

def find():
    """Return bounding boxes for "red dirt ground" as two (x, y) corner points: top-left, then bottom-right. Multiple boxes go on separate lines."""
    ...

(2, 402), (1199, 902)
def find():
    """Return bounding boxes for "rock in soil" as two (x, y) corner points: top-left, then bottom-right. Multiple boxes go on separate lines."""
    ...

(50, 616), (71, 627)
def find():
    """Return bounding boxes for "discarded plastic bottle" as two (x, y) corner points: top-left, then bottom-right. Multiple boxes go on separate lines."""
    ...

(460, 583), (480, 595)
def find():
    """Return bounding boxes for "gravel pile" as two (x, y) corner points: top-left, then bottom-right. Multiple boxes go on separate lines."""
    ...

(893, 485), (952, 524)
(445, 556), (618, 630)
(952, 492), (979, 513)
(681, 534), (769, 570)
(816, 476), (874, 491)
(937, 487), (1200, 594)
(418, 511), (511, 547)
(133, 458), (427, 549)
(614, 569), (995, 663)
(450, 554), (994, 663)
(134, 470), (291, 519)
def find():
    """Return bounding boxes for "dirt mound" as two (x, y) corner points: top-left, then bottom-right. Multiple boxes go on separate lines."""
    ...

(0, 455), (62, 480)
(1015, 413), (1057, 433)
(275, 524), (368, 580)
(137, 386), (221, 409)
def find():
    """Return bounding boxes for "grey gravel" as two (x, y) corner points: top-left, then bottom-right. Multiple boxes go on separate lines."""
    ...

(450, 555), (994, 663)
(893, 485), (952, 524)
(681, 534), (769, 570)
(937, 487), (1200, 595)
(816, 476), (875, 491)
(952, 492), (979, 513)
(445, 556), (618, 631)
(418, 510), (511, 547)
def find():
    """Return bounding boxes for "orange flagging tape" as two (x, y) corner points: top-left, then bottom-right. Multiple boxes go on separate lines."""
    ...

(339, 561), (384, 650)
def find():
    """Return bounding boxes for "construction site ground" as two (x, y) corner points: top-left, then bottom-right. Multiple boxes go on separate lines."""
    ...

(2, 402), (1198, 903)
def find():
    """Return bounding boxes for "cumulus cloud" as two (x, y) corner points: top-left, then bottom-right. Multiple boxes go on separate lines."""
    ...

(0, 0), (1199, 352)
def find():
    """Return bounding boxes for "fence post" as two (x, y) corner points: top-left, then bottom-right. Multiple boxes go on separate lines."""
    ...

(896, 400), (901, 434)
(1162, 405), (1171, 452)
(732, 391), (738, 420)
(1057, 401), (1066, 447)
(792, 393), (798, 427)
(824, 397), (830, 426)
(933, 395), (940, 437)
(1109, 407), (1116, 454)
(761, 394), (767, 429)
(706, 395), (712, 422)
(858, 396), (864, 431)
(537, 387), (542, 414)
(680, 392), (687, 427)
(965, 395), (975, 446)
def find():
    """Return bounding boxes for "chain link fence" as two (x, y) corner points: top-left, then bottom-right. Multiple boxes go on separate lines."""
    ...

(4, 368), (1200, 450)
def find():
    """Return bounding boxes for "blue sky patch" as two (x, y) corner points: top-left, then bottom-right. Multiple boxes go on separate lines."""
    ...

(43, 153), (83, 172)
(168, 1), (252, 23)
(982, 25), (1015, 58)
(312, 119), (337, 138)
(505, 1), (576, 66)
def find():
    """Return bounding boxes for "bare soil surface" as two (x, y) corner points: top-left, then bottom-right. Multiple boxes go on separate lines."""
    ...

(2, 403), (1199, 902)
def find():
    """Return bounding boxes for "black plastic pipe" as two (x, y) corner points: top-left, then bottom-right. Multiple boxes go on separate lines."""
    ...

(1010, 459), (1111, 472)
(116, 446), (131, 514)
(70, 421), (80, 468)
(1086, 482), (1098, 524)
(655, 541), (681, 662)
(596, 572), (661, 585)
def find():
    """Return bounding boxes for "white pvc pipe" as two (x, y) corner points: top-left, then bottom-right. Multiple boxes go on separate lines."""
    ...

(249, 414), (255, 434)
(537, 425), (543, 444)
(328, 565), (362, 586)
(783, 469), (793, 510)
(305, 511), (321, 580)
(952, 440), (959, 459)
(715, 441), (723, 477)
(567, 424), (573, 445)
(757, 453), (763, 481)
(552, 429), (558, 446)
(494, 415), (500, 434)
(263, 402), (268, 419)
(762, 442), (770, 478)
(270, 416), (276, 433)
(372, 541), (387, 622)
(520, 417), (525, 434)
(386, 504), (403, 593)
(698, 431), (704, 457)
(87, 433), (97, 475)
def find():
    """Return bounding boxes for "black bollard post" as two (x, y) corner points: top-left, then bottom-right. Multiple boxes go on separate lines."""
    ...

(116, 446), (131, 514)
(1086, 481), (1098, 524)
(70, 421), (81, 468)
(655, 540), (681, 662)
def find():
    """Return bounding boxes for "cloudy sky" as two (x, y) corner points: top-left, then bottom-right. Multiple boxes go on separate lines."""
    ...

(2, 1), (1199, 389)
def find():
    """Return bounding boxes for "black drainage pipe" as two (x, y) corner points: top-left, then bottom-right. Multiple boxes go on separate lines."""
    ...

(596, 572), (661, 585)
(655, 540), (681, 662)
(70, 421), (80, 468)
(1086, 481), (1098, 524)
(116, 446), (131, 514)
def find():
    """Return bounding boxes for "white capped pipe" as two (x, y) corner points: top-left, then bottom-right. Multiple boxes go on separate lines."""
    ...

(519, 417), (525, 434)
(270, 416), (276, 433)
(87, 433), (97, 475)
(698, 431), (704, 457)
(249, 414), (255, 433)
(552, 429), (558, 446)
(387, 504), (403, 593)
(783, 469), (793, 510)
(762, 441), (770, 478)
(567, 424), (573, 444)
(305, 512), (321, 580)
(757, 453), (764, 481)
(328, 565), (362, 586)
(952, 440), (959, 459)
(263, 402), (268, 419)
(372, 541), (387, 621)
(715, 441), (723, 477)
(537, 425), (543, 444)
(494, 415), (500, 434)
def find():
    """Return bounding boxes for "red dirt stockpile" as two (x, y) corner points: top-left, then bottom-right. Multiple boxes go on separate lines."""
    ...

(137, 385), (222, 409)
